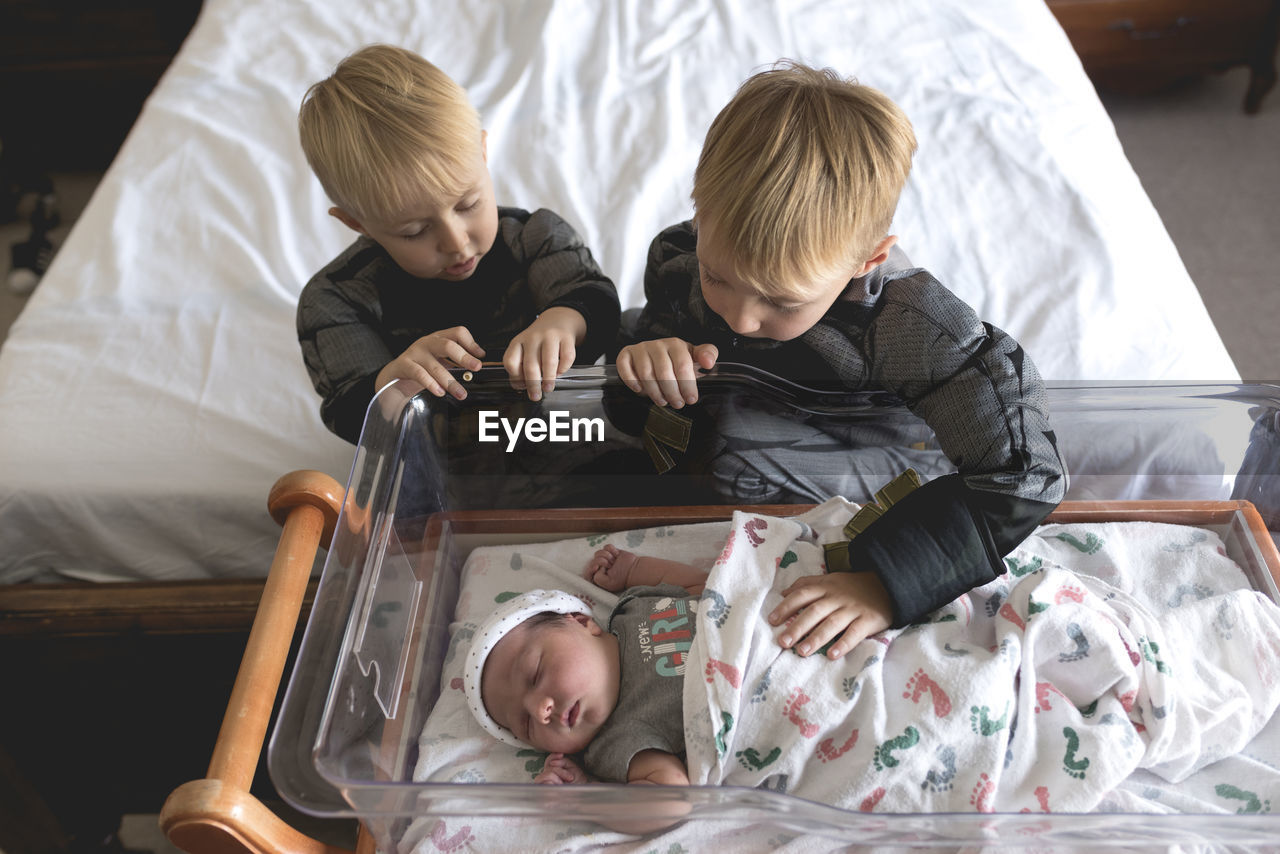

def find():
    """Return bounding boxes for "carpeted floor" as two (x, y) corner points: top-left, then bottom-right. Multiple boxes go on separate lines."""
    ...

(1099, 66), (1280, 382)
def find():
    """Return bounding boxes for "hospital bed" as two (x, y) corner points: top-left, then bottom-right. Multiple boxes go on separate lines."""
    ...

(0, 0), (1248, 589)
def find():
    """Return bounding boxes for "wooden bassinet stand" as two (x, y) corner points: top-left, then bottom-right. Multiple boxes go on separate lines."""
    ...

(159, 469), (373, 854)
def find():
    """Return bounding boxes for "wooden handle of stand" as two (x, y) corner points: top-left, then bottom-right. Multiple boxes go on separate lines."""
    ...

(207, 470), (341, 788)
(160, 470), (347, 853)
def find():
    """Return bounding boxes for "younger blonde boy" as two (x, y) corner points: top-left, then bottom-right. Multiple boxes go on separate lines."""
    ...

(297, 45), (619, 442)
(619, 62), (1066, 658)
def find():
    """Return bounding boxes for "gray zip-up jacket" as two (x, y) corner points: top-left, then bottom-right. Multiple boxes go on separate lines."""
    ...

(297, 207), (619, 443)
(634, 221), (1067, 626)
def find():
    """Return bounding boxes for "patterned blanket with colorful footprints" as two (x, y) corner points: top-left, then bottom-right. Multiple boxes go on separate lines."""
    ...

(685, 509), (1280, 813)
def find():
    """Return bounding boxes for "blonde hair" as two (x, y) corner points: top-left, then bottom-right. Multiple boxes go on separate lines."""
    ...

(298, 44), (482, 223)
(693, 62), (916, 299)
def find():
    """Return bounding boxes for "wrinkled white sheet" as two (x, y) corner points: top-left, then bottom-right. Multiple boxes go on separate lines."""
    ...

(0, 0), (1239, 581)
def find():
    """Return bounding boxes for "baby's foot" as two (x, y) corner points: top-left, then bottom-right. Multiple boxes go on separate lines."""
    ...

(586, 544), (640, 591)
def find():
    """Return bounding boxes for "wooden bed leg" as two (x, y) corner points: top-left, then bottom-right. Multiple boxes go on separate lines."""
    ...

(160, 470), (354, 854)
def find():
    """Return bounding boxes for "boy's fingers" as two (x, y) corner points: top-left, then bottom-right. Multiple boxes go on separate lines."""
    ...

(795, 612), (854, 658)
(428, 363), (466, 400)
(503, 343), (526, 390)
(782, 604), (833, 653)
(411, 360), (460, 400)
(616, 350), (640, 391)
(397, 357), (445, 398)
(667, 343), (695, 375)
(665, 346), (699, 407)
(446, 340), (483, 372)
(676, 377), (701, 405)
(558, 338), (575, 377)
(541, 341), (558, 392)
(652, 350), (687, 408)
(779, 574), (822, 598)
(628, 352), (669, 406)
(524, 358), (544, 401)
(769, 584), (821, 624)
(501, 343), (517, 371)
(655, 380), (682, 408)
(415, 367), (446, 398)
(827, 626), (864, 660)
(629, 349), (661, 400)
(775, 597), (833, 649)
(691, 342), (719, 370)
(447, 326), (485, 357)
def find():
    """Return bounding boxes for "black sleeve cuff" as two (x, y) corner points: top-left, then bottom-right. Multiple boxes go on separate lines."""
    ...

(549, 285), (621, 365)
(322, 372), (379, 445)
(845, 473), (1057, 627)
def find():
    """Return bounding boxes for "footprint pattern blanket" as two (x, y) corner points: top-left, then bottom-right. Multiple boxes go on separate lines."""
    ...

(685, 511), (1280, 813)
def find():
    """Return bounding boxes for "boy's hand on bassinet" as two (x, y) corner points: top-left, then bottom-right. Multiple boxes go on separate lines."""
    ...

(769, 571), (892, 660)
(534, 752), (589, 785)
(376, 327), (485, 400)
(504, 307), (586, 402)
(585, 544), (638, 592)
(616, 338), (718, 408)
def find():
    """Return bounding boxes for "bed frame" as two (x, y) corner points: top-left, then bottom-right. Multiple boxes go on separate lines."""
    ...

(0, 472), (344, 638)
(0, 471), (344, 853)
(149, 470), (1280, 853)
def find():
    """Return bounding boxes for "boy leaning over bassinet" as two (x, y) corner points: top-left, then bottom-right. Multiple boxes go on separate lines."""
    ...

(616, 61), (1066, 658)
(296, 45), (620, 443)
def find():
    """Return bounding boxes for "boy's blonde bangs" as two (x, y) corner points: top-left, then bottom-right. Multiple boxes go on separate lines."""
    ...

(299, 45), (482, 223)
(693, 62), (916, 299)
(694, 199), (863, 303)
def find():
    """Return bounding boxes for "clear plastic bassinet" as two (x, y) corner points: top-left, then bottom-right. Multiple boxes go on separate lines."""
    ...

(267, 366), (1280, 851)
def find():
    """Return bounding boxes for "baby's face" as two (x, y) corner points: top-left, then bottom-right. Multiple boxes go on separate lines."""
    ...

(481, 613), (621, 754)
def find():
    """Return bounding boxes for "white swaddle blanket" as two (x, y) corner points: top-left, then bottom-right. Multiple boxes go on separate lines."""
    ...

(686, 509), (1280, 813)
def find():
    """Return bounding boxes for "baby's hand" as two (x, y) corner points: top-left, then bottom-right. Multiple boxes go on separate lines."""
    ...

(585, 544), (638, 592)
(503, 307), (585, 401)
(616, 339), (718, 408)
(534, 752), (588, 785)
(768, 571), (892, 660)
(376, 327), (484, 399)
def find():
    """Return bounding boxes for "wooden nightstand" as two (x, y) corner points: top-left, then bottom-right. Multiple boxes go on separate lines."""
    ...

(0, 0), (203, 171)
(1047, 0), (1280, 112)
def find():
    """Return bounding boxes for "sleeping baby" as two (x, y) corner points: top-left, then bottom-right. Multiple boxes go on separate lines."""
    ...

(462, 509), (1280, 821)
(462, 545), (714, 786)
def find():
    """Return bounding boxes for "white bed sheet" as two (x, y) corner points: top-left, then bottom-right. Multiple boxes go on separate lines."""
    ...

(0, 0), (1240, 582)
